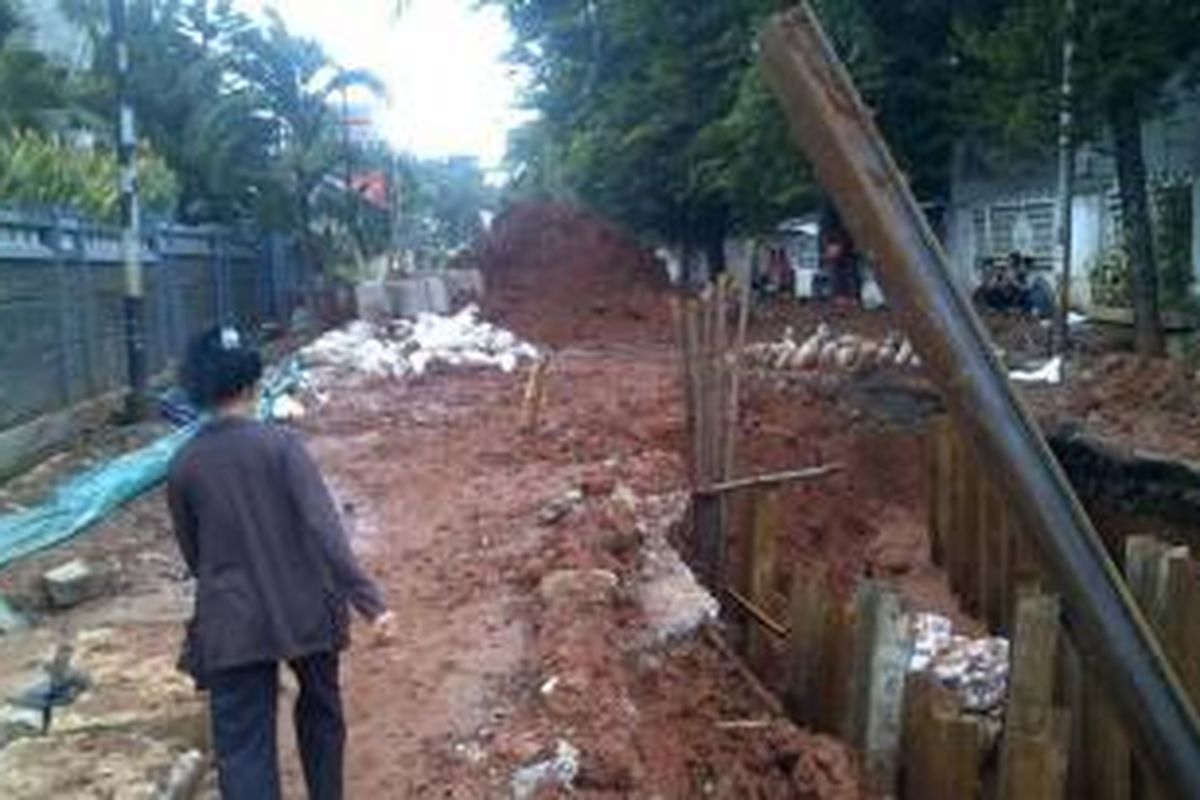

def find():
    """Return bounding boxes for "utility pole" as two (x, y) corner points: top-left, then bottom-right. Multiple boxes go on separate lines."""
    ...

(110, 0), (146, 420)
(1053, 0), (1076, 354)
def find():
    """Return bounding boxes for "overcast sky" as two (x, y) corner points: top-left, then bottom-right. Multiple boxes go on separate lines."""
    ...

(234, 0), (528, 169)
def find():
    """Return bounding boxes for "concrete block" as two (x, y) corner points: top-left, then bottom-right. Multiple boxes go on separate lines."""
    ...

(42, 560), (105, 609)
(0, 597), (28, 634)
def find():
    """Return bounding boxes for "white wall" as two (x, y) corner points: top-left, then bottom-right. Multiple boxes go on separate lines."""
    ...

(1070, 194), (1105, 308)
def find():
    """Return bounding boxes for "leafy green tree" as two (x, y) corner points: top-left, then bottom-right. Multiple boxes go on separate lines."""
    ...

(223, 11), (386, 245)
(0, 0), (76, 132)
(0, 128), (177, 219)
(496, 0), (783, 272)
(68, 0), (387, 270)
(397, 155), (494, 265)
(493, 0), (995, 275)
(957, 0), (1200, 355)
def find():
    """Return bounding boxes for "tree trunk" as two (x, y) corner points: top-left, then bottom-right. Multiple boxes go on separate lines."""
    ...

(704, 227), (728, 278)
(297, 174), (321, 276)
(1110, 100), (1165, 356)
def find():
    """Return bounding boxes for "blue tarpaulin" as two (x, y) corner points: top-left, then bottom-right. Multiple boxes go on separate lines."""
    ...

(0, 425), (198, 568)
(0, 354), (307, 568)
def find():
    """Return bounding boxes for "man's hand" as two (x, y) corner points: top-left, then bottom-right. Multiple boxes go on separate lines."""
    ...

(370, 610), (397, 647)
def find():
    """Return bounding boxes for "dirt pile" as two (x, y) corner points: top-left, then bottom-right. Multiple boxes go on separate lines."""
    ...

(471, 202), (673, 346)
(1022, 350), (1200, 461)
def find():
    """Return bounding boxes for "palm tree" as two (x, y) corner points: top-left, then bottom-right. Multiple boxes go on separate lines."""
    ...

(0, 0), (75, 133)
(221, 10), (387, 266)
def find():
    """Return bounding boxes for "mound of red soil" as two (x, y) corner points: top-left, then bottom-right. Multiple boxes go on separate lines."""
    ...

(470, 202), (673, 346)
(1023, 351), (1200, 462)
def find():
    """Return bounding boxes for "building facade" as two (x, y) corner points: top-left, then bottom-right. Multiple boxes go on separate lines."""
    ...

(944, 84), (1200, 312)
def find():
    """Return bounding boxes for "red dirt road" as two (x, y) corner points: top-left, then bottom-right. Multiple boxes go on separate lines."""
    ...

(288, 345), (860, 798)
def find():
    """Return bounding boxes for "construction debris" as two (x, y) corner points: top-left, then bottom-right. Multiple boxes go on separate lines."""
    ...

(0, 596), (27, 634)
(1009, 356), (1063, 385)
(634, 492), (719, 645)
(909, 613), (1010, 713)
(158, 749), (205, 800)
(299, 305), (538, 388)
(10, 642), (90, 733)
(743, 323), (921, 374)
(536, 488), (584, 526)
(42, 559), (105, 610)
(510, 739), (580, 800)
(0, 707), (41, 748)
(538, 569), (619, 609)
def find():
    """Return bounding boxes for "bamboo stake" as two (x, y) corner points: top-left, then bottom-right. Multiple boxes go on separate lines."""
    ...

(685, 299), (704, 486)
(695, 464), (842, 496)
(714, 276), (730, 481)
(674, 297), (699, 484)
(725, 586), (788, 639)
(724, 272), (752, 479)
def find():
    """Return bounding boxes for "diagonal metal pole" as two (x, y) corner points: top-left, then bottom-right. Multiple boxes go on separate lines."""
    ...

(759, 6), (1200, 797)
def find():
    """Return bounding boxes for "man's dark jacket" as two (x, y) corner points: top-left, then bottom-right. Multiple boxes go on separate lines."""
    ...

(167, 417), (386, 684)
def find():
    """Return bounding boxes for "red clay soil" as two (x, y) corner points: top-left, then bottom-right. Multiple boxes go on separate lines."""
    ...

(945, 310), (1200, 463)
(728, 367), (972, 636)
(1022, 350), (1200, 462)
(284, 349), (861, 798)
(472, 202), (675, 347)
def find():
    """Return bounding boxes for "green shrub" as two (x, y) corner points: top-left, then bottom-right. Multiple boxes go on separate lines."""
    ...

(0, 130), (178, 221)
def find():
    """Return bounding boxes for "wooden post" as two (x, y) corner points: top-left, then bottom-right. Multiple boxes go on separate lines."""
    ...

(724, 271), (752, 479)
(978, 481), (995, 629)
(1124, 537), (1187, 800)
(1163, 550), (1200, 700)
(955, 437), (983, 615)
(946, 422), (967, 599)
(739, 489), (779, 669)
(929, 415), (953, 568)
(1000, 591), (1069, 800)
(903, 674), (986, 800)
(520, 353), (552, 433)
(819, 595), (856, 736)
(696, 291), (714, 487)
(846, 582), (914, 796)
(674, 297), (699, 484)
(784, 565), (831, 726)
(994, 496), (1014, 635)
(714, 276), (730, 479)
(1075, 650), (1133, 800)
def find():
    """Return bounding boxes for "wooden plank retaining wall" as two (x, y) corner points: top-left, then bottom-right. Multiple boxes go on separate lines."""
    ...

(679, 286), (1200, 798)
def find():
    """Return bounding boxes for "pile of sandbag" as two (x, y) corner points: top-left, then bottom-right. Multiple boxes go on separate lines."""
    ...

(298, 304), (538, 386)
(742, 323), (921, 373)
(264, 306), (539, 421)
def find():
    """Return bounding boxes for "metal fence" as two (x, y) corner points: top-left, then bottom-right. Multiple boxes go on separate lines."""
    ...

(0, 208), (308, 433)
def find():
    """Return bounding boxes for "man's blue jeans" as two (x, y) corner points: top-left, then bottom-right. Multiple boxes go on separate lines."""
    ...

(208, 652), (344, 800)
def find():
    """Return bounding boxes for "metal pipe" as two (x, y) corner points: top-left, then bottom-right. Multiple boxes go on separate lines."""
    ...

(759, 6), (1200, 796)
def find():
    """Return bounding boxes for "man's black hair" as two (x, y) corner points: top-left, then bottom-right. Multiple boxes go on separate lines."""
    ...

(179, 326), (263, 410)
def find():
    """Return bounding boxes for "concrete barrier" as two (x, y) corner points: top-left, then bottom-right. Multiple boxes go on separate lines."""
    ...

(355, 270), (484, 320)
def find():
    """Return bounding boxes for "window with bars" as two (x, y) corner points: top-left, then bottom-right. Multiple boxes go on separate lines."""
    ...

(971, 198), (1058, 273)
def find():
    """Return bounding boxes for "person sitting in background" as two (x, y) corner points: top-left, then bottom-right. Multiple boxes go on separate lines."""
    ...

(167, 326), (394, 800)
